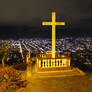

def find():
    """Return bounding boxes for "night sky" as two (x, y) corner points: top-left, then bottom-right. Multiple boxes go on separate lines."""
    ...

(0, 0), (92, 39)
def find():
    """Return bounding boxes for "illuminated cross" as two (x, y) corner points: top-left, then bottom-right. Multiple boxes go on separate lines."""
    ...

(42, 12), (65, 58)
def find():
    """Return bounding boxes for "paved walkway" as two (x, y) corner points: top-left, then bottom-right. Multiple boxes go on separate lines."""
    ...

(24, 75), (92, 92)
(19, 64), (92, 92)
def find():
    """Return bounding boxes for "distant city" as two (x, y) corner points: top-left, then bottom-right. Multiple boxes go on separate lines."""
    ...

(1, 37), (92, 70)
(1, 37), (92, 53)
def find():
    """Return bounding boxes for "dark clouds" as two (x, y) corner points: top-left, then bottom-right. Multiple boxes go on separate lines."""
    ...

(0, 0), (91, 23)
(0, 0), (92, 38)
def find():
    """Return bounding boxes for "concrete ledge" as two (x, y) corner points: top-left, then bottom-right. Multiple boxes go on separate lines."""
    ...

(75, 68), (85, 75)
(32, 68), (85, 78)
(37, 67), (72, 72)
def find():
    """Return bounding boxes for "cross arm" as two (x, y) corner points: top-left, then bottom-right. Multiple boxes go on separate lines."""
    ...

(42, 22), (52, 26)
(56, 22), (65, 26)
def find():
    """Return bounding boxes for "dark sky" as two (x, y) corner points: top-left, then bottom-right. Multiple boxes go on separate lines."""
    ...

(0, 0), (92, 39)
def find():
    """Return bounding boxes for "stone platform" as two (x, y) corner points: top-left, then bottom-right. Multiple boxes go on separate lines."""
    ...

(18, 65), (92, 92)
(20, 68), (91, 92)
(37, 66), (71, 72)
(32, 68), (85, 78)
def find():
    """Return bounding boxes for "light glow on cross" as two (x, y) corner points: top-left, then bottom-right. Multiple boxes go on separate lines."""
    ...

(42, 12), (65, 58)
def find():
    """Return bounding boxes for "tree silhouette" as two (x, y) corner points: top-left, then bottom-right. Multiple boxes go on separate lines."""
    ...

(0, 46), (8, 67)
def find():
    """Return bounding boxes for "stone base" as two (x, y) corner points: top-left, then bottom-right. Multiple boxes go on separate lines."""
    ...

(33, 68), (85, 78)
(37, 66), (72, 72)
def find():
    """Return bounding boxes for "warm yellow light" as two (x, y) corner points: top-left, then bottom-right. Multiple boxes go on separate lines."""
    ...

(42, 12), (65, 58)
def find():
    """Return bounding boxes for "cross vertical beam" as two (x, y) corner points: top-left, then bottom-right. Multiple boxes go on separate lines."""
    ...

(42, 12), (65, 58)
(52, 12), (56, 58)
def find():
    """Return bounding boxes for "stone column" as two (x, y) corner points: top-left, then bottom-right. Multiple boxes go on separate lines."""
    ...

(53, 60), (55, 67)
(67, 58), (71, 67)
(51, 60), (53, 67)
(45, 60), (47, 67)
(39, 60), (41, 68)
